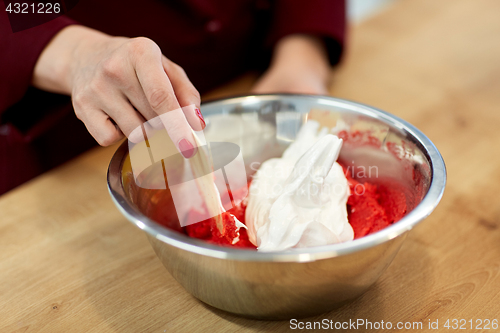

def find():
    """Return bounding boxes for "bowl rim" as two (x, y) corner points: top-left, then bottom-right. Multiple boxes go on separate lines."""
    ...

(107, 94), (446, 262)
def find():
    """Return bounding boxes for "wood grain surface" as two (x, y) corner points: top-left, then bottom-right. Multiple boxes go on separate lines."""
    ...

(2, 0), (500, 331)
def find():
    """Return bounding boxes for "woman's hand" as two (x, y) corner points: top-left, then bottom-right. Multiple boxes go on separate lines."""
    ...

(252, 34), (331, 95)
(33, 25), (204, 158)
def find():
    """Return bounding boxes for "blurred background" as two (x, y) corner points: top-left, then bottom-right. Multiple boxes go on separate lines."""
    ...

(348, 0), (397, 23)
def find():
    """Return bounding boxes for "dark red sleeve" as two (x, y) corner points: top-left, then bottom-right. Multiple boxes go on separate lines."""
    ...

(0, 11), (77, 113)
(267, 0), (346, 65)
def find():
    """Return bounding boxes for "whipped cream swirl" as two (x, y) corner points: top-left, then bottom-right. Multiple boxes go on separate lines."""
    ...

(246, 121), (353, 251)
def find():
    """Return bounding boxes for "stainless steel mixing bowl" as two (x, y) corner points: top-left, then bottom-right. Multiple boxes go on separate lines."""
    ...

(107, 94), (446, 319)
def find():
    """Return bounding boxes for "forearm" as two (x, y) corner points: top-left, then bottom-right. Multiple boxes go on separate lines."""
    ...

(32, 25), (110, 95)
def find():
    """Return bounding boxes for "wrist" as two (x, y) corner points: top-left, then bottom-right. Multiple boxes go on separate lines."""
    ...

(269, 34), (331, 84)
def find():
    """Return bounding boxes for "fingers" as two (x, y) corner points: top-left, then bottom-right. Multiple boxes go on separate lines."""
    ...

(133, 39), (198, 158)
(103, 91), (149, 143)
(119, 77), (159, 126)
(180, 104), (205, 132)
(161, 57), (205, 131)
(74, 107), (125, 146)
(71, 36), (204, 157)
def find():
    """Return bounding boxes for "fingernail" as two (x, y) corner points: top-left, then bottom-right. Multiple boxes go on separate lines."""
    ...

(195, 108), (206, 129)
(178, 138), (197, 158)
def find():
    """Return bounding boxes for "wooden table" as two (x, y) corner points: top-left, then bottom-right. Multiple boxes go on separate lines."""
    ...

(2, 0), (500, 331)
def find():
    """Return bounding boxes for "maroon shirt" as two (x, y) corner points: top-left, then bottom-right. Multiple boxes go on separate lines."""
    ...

(0, 0), (346, 194)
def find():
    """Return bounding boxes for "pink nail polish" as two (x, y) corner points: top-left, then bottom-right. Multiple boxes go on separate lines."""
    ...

(178, 138), (197, 158)
(195, 108), (206, 129)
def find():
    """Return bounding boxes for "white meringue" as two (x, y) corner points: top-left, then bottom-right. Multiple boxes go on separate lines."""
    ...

(246, 121), (353, 251)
